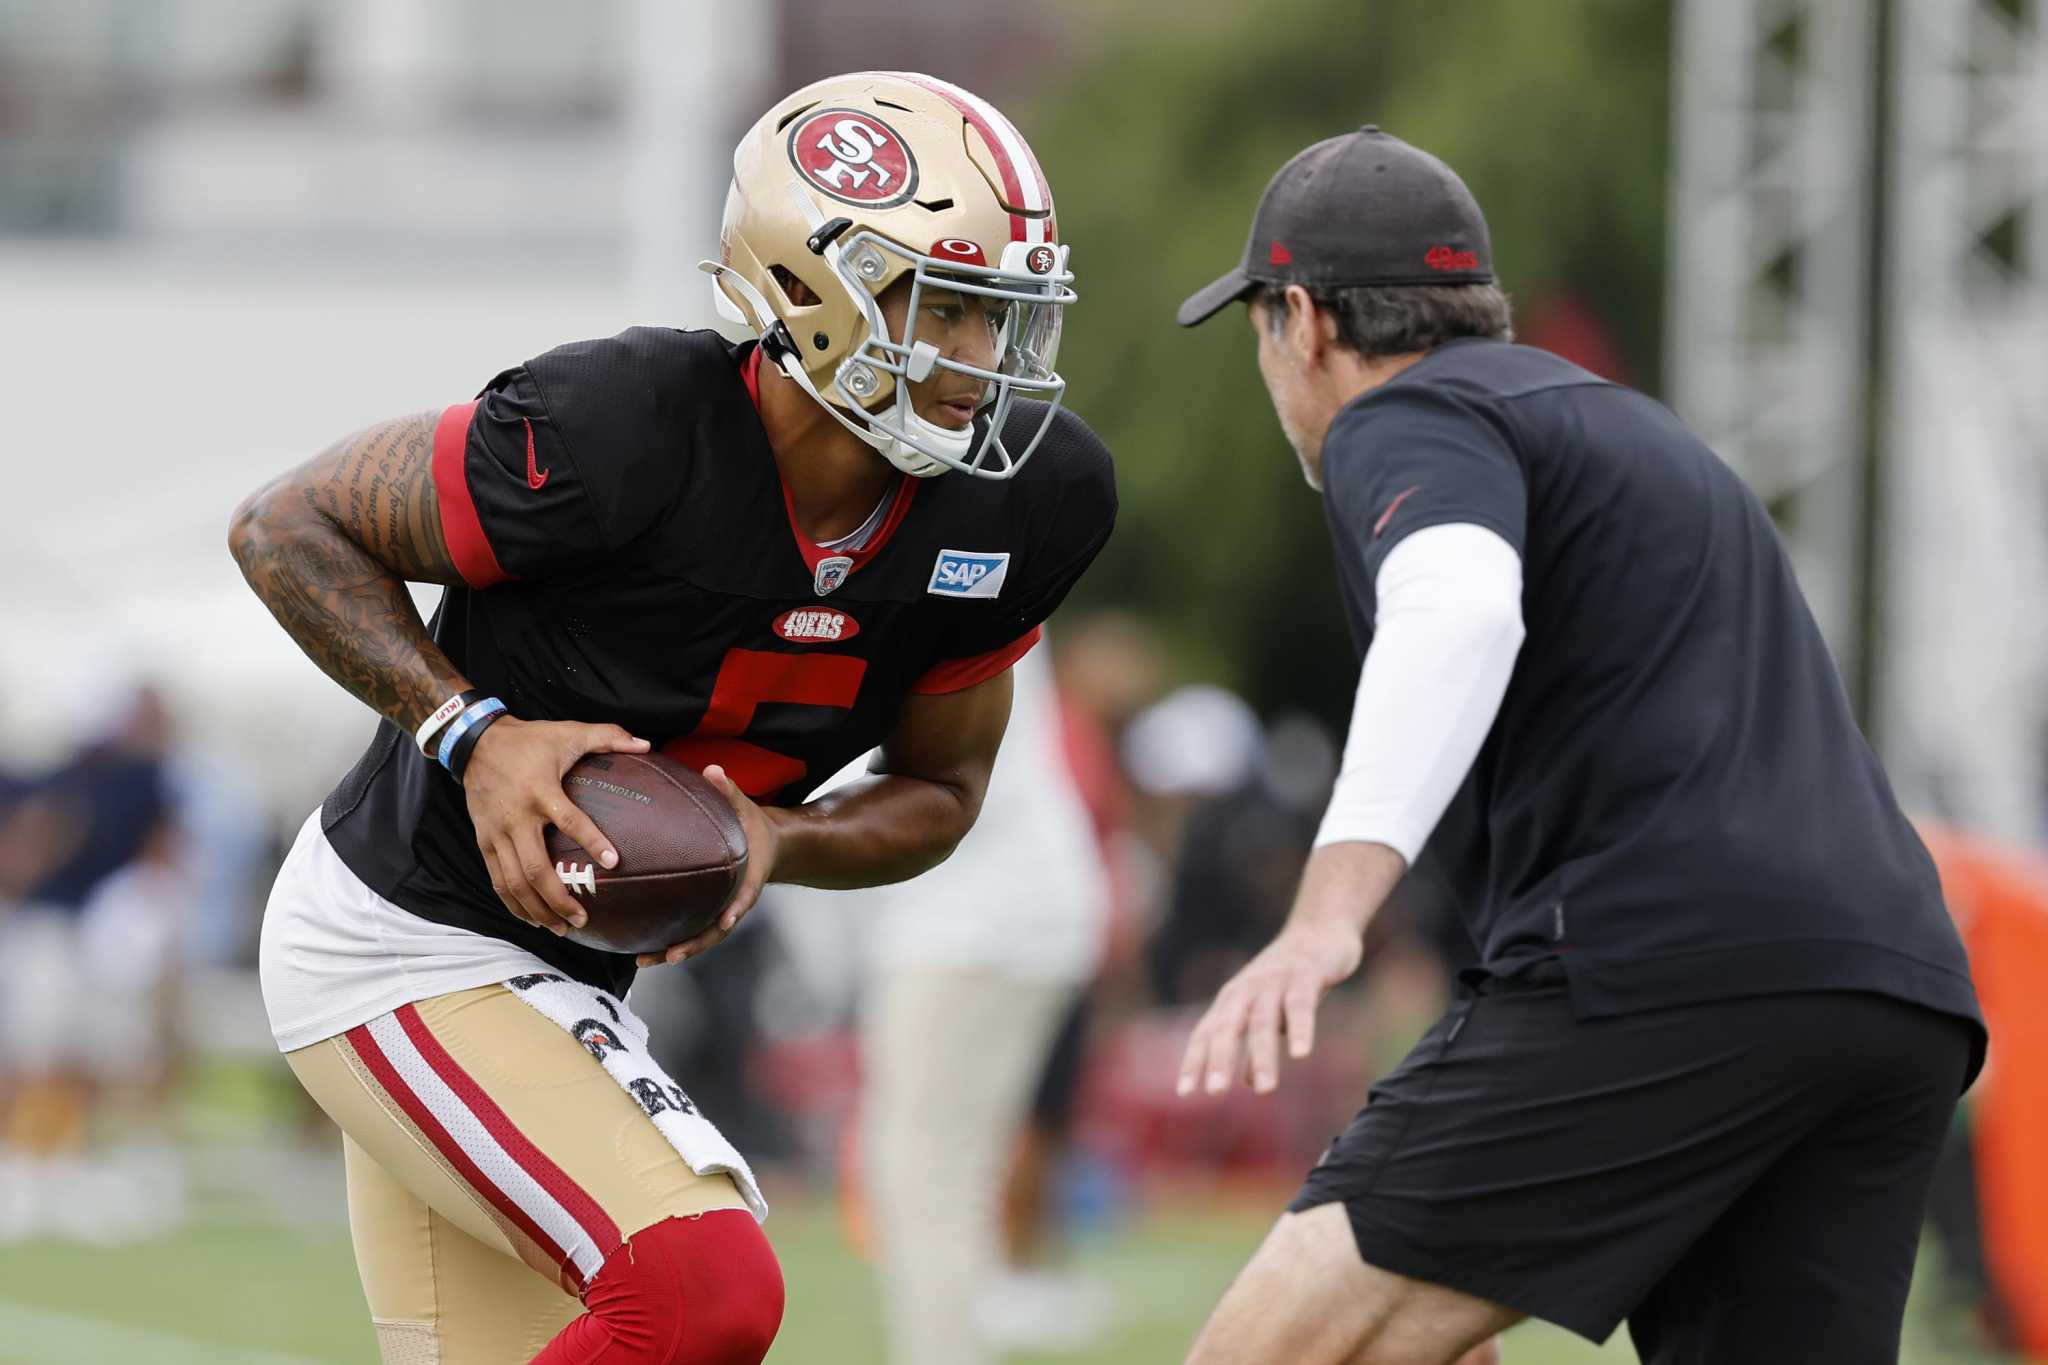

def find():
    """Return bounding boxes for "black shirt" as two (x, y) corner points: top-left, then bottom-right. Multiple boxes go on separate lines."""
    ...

(22, 750), (171, 911)
(321, 328), (1116, 996)
(1320, 339), (1982, 1062)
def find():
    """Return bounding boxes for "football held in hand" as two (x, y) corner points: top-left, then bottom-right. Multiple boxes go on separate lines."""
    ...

(543, 754), (749, 954)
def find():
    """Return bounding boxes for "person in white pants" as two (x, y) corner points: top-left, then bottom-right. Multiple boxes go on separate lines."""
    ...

(797, 642), (1110, 1365)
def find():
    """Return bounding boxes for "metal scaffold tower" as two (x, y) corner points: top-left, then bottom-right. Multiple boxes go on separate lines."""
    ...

(1882, 0), (2048, 839)
(1668, 0), (1877, 685)
(1672, 0), (2048, 839)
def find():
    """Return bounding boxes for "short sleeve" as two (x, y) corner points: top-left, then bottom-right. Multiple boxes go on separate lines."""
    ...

(913, 407), (1118, 694)
(432, 329), (697, 586)
(1322, 384), (1527, 599)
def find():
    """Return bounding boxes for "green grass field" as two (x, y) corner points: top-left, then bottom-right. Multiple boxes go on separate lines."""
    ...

(0, 1163), (2010, 1364)
(0, 1061), (2004, 1362)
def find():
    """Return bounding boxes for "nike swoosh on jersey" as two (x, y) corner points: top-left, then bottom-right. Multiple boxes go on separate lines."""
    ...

(524, 418), (550, 490)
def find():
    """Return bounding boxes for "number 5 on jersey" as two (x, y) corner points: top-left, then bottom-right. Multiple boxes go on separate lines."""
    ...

(662, 648), (866, 798)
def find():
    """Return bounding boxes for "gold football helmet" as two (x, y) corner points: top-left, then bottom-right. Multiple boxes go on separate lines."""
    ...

(703, 71), (1075, 479)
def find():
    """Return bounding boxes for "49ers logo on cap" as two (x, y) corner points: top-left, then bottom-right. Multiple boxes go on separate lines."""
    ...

(772, 607), (862, 644)
(789, 108), (918, 208)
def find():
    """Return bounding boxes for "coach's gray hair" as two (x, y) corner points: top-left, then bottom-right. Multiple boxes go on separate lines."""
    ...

(1252, 281), (1514, 358)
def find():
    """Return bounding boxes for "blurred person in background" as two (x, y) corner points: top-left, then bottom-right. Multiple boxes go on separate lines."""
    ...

(1116, 689), (1399, 1181)
(987, 611), (1165, 1346)
(1130, 691), (1329, 1010)
(1120, 684), (1269, 875)
(799, 642), (1109, 1365)
(0, 772), (86, 1182)
(1173, 127), (1983, 1365)
(0, 681), (191, 1240)
(227, 70), (1111, 1365)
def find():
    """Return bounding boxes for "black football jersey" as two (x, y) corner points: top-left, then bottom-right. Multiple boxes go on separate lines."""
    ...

(320, 327), (1116, 995)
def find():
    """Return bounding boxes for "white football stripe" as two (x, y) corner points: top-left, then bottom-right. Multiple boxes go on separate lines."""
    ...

(921, 76), (1045, 210)
(896, 72), (1049, 242)
(364, 1012), (608, 1284)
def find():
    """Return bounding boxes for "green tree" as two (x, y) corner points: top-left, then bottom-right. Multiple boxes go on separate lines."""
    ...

(1030, 0), (1671, 722)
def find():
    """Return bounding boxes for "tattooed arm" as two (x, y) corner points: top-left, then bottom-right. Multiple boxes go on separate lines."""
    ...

(228, 412), (647, 936)
(227, 412), (466, 729)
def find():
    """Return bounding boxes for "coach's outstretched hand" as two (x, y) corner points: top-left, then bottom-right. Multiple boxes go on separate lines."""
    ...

(462, 717), (650, 937)
(634, 764), (783, 969)
(1176, 840), (1406, 1097)
(1177, 920), (1362, 1097)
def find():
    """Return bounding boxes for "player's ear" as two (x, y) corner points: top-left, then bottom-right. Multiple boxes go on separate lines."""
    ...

(1283, 284), (1325, 365)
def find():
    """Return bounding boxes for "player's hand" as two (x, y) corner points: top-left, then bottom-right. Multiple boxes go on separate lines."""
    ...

(1176, 917), (1365, 1097)
(462, 716), (651, 936)
(636, 764), (781, 968)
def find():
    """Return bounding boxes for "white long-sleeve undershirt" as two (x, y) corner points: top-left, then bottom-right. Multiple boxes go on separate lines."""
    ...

(1314, 522), (1526, 864)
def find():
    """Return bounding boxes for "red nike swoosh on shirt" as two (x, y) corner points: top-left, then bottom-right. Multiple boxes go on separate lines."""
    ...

(1373, 484), (1423, 537)
(523, 418), (550, 490)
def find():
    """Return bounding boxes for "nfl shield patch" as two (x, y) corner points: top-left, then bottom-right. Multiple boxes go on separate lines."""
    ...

(814, 554), (854, 596)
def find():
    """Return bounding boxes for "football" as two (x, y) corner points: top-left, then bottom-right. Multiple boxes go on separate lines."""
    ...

(543, 753), (749, 954)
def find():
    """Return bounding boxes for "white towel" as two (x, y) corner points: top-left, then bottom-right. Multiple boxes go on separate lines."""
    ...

(502, 970), (768, 1222)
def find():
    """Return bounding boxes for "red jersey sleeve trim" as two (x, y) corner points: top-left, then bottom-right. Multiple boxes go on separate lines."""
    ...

(911, 625), (1041, 695)
(432, 401), (510, 588)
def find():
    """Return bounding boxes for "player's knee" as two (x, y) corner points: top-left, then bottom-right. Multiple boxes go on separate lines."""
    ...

(582, 1209), (783, 1364)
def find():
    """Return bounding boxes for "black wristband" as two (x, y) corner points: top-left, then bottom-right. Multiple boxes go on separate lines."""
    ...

(446, 704), (509, 783)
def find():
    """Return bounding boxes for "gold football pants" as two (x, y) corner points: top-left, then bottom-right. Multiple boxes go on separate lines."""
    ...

(286, 984), (749, 1364)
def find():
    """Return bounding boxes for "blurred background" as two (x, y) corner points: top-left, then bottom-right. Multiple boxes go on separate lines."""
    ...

(1, 0), (2045, 1361)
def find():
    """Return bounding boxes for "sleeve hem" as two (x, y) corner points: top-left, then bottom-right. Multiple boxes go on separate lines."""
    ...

(910, 626), (1041, 695)
(1374, 510), (1524, 565)
(432, 401), (511, 588)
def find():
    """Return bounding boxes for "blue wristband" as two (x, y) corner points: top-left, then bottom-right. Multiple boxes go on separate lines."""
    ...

(437, 697), (507, 775)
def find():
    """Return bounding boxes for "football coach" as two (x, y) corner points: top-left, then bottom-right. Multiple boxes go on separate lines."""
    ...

(1171, 127), (1986, 1365)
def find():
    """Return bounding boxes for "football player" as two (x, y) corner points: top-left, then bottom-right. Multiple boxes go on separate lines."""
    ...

(229, 72), (1113, 1365)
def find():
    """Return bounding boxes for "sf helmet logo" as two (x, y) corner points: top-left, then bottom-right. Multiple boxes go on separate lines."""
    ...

(816, 121), (890, 187)
(789, 109), (918, 208)
(1027, 245), (1057, 275)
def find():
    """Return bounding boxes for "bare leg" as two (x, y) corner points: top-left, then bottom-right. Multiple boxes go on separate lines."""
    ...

(1186, 1203), (1521, 1365)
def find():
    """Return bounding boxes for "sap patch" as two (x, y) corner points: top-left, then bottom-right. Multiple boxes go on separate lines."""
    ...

(927, 549), (1010, 600)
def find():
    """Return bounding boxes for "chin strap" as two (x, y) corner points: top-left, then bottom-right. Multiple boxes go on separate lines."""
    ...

(698, 260), (954, 479)
(889, 387), (974, 472)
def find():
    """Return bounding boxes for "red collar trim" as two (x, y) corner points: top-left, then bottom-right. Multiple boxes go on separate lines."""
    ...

(779, 470), (920, 578)
(741, 345), (764, 410)
(750, 342), (918, 586)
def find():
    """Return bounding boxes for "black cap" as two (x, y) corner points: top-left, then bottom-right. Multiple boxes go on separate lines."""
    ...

(1177, 126), (1493, 327)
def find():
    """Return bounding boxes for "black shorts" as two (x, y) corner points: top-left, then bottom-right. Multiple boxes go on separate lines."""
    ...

(1289, 976), (1973, 1360)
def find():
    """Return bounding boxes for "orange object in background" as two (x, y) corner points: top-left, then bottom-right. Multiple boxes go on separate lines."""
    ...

(1921, 826), (2048, 1358)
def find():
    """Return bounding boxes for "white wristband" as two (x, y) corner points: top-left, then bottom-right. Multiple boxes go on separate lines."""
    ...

(414, 691), (474, 755)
